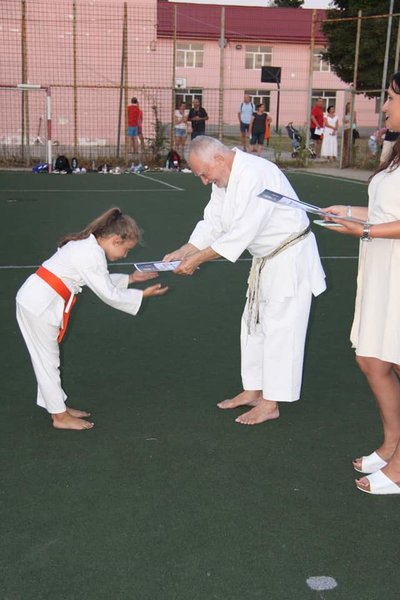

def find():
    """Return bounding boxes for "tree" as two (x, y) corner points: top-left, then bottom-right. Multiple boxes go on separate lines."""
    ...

(322, 1), (400, 97)
(269, 0), (304, 7)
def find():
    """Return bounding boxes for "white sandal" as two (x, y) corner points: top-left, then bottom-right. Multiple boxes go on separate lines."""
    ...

(353, 451), (387, 474)
(356, 470), (400, 495)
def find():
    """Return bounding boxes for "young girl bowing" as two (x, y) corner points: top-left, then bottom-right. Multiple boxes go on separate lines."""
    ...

(16, 207), (168, 431)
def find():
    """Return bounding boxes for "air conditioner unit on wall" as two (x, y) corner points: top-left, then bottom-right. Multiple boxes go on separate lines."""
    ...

(175, 78), (187, 89)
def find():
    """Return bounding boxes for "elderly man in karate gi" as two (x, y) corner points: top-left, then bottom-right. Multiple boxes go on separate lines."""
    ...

(164, 136), (326, 425)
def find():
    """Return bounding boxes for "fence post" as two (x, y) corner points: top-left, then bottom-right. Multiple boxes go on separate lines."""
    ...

(394, 12), (400, 72)
(341, 9), (361, 168)
(305, 9), (316, 157)
(379, 0), (394, 128)
(170, 4), (177, 150)
(73, 0), (77, 151)
(20, 0), (29, 164)
(117, 3), (128, 158)
(218, 6), (225, 141)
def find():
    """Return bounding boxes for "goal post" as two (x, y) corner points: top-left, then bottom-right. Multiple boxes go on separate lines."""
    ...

(0, 84), (52, 171)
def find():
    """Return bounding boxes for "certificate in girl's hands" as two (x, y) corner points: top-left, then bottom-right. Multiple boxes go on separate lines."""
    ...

(134, 260), (181, 272)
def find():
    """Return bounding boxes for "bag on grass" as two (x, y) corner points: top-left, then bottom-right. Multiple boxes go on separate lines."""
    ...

(166, 149), (181, 170)
(54, 155), (71, 173)
(32, 163), (49, 173)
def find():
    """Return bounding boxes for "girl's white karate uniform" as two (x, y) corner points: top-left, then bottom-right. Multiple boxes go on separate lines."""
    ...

(16, 234), (143, 414)
(189, 149), (326, 402)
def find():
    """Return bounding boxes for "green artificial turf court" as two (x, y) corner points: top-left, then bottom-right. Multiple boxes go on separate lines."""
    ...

(1, 169), (399, 600)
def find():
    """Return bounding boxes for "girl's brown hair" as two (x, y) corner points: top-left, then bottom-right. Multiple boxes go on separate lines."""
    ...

(58, 207), (142, 248)
(374, 72), (400, 177)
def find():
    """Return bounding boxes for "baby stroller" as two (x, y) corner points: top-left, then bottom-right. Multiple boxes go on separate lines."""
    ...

(286, 122), (317, 159)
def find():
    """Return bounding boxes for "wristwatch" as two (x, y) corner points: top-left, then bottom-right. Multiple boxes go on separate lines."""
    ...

(360, 222), (372, 242)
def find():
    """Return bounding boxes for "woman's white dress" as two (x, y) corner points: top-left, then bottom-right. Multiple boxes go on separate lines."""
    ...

(351, 167), (400, 364)
(321, 114), (338, 157)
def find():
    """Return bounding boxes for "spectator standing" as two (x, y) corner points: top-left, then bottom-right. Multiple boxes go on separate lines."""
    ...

(264, 111), (272, 147)
(321, 105), (339, 161)
(237, 94), (255, 151)
(310, 97), (324, 157)
(249, 104), (268, 155)
(188, 99), (208, 140)
(174, 101), (189, 156)
(127, 97), (140, 154)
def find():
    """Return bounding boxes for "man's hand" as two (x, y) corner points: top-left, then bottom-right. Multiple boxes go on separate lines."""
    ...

(163, 243), (199, 262)
(173, 254), (202, 276)
(173, 246), (221, 276)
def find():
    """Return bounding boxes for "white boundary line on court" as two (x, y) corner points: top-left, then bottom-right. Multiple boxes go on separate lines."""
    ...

(135, 172), (185, 191)
(3, 188), (181, 194)
(0, 256), (358, 270)
(2, 172), (185, 195)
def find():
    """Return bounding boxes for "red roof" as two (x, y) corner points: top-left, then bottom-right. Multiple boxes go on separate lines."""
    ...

(157, 2), (327, 44)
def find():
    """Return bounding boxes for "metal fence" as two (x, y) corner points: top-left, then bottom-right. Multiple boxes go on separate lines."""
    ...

(0, 0), (398, 168)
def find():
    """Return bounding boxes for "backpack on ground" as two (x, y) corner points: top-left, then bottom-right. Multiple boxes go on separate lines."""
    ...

(166, 149), (181, 170)
(54, 155), (71, 173)
(32, 163), (49, 173)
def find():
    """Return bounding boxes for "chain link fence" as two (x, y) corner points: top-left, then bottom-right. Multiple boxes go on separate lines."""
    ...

(0, 0), (396, 169)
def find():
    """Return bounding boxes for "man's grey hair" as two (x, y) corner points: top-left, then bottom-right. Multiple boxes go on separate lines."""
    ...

(189, 136), (230, 162)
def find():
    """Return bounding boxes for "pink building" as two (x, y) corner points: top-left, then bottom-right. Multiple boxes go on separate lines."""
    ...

(0, 0), (378, 157)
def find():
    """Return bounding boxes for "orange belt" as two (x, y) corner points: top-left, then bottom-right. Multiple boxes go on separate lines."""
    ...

(36, 265), (77, 343)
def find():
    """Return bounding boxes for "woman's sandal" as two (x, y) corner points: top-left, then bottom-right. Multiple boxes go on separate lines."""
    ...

(353, 451), (388, 474)
(356, 470), (400, 495)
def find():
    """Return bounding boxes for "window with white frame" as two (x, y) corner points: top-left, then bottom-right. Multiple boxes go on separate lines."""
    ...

(245, 46), (272, 70)
(176, 43), (204, 68)
(312, 90), (336, 111)
(244, 90), (271, 112)
(313, 48), (331, 72)
(175, 89), (203, 108)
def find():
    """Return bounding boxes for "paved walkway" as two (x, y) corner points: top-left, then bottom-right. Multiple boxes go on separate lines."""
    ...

(291, 165), (372, 182)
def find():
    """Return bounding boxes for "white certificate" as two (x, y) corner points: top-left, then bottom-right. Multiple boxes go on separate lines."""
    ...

(134, 260), (181, 272)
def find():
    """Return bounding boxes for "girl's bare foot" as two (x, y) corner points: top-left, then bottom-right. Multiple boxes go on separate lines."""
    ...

(52, 411), (94, 430)
(217, 390), (262, 410)
(235, 400), (279, 425)
(66, 407), (91, 418)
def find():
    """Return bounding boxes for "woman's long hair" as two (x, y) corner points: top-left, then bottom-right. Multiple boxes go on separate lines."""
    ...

(374, 72), (400, 176)
(58, 207), (142, 248)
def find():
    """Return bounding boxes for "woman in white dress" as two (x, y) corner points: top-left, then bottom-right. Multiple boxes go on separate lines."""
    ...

(321, 105), (339, 160)
(324, 71), (400, 495)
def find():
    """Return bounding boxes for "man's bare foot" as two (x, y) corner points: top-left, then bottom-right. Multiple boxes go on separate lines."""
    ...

(217, 390), (262, 410)
(66, 406), (91, 418)
(52, 411), (94, 430)
(235, 400), (279, 425)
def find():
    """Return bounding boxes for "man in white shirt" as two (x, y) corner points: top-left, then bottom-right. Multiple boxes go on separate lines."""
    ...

(238, 94), (255, 152)
(164, 136), (326, 425)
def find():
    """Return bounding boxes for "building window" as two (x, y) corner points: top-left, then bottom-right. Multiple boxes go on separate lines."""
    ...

(245, 46), (272, 70)
(176, 43), (204, 68)
(175, 88), (203, 108)
(244, 89), (271, 112)
(312, 90), (336, 111)
(313, 48), (331, 72)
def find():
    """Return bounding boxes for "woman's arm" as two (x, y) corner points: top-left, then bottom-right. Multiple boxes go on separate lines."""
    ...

(323, 205), (400, 239)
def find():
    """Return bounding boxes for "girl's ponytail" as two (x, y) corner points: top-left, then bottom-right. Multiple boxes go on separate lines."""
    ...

(59, 207), (142, 247)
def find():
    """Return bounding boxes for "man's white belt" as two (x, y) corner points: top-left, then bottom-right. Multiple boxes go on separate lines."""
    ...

(247, 225), (311, 334)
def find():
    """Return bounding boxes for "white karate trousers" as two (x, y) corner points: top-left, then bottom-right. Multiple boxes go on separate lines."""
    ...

(16, 302), (67, 414)
(240, 278), (312, 403)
